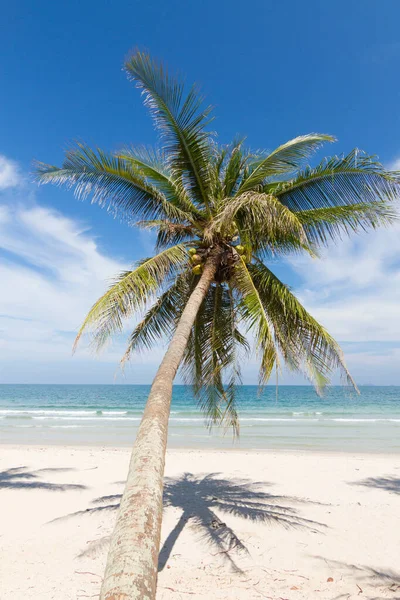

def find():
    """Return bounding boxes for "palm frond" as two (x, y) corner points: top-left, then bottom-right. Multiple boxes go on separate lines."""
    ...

(221, 138), (249, 197)
(182, 283), (249, 434)
(73, 245), (189, 352)
(274, 150), (400, 211)
(205, 142), (227, 204)
(121, 271), (194, 364)
(214, 145), (228, 179)
(248, 261), (357, 393)
(117, 146), (204, 218)
(296, 201), (398, 246)
(239, 133), (335, 193)
(210, 192), (307, 254)
(125, 51), (214, 208)
(232, 258), (277, 386)
(35, 143), (192, 223)
(136, 220), (196, 249)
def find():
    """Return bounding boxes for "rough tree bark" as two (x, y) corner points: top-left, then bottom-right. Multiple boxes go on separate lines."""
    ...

(99, 257), (218, 600)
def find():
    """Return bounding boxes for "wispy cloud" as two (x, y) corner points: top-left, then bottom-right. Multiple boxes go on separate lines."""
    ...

(280, 204), (400, 384)
(0, 155), (21, 190)
(289, 221), (400, 343)
(286, 152), (400, 347)
(0, 202), (127, 362)
(388, 157), (400, 171)
(0, 155), (169, 382)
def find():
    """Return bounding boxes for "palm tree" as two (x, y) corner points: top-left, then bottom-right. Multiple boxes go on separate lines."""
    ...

(36, 51), (399, 600)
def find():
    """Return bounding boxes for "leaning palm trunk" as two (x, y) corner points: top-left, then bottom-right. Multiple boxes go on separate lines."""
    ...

(100, 258), (218, 600)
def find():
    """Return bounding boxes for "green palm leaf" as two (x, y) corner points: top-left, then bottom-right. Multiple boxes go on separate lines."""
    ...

(274, 150), (400, 211)
(35, 143), (192, 224)
(182, 283), (249, 435)
(233, 257), (277, 386)
(209, 192), (307, 254)
(296, 202), (397, 246)
(221, 138), (248, 198)
(125, 51), (214, 209)
(117, 146), (204, 219)
(248, 261), (357, 393)
(136, 220), (196, 249)
(121, 271), (194, 364)
(238, 133), (335, 193)
(74, 245), (189, 352)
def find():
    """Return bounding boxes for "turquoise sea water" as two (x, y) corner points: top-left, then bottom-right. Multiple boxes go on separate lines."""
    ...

(0, 384), (399, 452)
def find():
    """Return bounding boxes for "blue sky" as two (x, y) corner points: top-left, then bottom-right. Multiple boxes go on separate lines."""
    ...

(1, 0), (400, 384)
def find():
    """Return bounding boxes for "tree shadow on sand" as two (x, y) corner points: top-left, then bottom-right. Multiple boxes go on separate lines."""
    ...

(351, 475), (400, 495)
(313, 556), (400, 600)
(57, 472), (326, 572)
(0, 466), (85, 491)
(158, 473), (326, 571)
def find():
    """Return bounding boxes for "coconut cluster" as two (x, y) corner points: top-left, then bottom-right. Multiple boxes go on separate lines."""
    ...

(188, 247), (206, 275)
(188, 243), (249, 279)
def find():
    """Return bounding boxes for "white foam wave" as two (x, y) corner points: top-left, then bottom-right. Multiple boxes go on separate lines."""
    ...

(331, 418), (400, 423)
(0, 409), (98, 416)
(240, 417), (319, 422)
(2, 411), (400, 426)
(32, 415), (142, 422)
(293, 411), (322, 416)
(49, 425), (92, 429)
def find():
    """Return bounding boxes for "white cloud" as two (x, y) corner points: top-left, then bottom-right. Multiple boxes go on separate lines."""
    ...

(286, 155), (400, 355)
(0, 200), (170, 382)
(289, 221), (400, 343)
(0, 155), (21, 190)
(0, 202), (131, 363)
(0, 155), (171, 383)
(388, 157), (400, 171)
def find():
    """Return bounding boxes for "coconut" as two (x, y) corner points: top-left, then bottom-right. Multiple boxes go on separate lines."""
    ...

(236, 245), (245, 255)
(188, 248), (197, 255)
(190, 254), (202, 264)
(192, 264), (203, 275)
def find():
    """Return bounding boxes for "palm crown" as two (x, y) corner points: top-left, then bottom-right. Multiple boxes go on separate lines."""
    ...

(36, 52), (399, 434)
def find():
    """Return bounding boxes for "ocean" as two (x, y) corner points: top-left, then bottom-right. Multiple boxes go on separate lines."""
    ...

(0, 384), (399, 452)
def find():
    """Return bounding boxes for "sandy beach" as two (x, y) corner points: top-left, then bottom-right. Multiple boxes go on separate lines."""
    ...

(1, 445), (399, 600)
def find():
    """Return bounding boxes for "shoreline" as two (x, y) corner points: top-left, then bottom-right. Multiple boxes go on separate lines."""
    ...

(2, 442), (400, 456)
(2, 384), (400, 455)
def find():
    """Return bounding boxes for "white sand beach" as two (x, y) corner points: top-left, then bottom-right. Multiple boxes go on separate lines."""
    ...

(1, 445), (399, 600)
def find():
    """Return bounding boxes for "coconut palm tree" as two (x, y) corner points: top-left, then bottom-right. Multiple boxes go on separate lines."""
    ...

(36, 51), (399, 600)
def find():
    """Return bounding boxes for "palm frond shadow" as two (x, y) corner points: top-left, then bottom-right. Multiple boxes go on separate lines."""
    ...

(0, 466), (85, 491)
(352, 475), (400, 495)
(159, 472), (327, 572)
(69, 473), (326, 571)
(312, 556), (400, 599)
